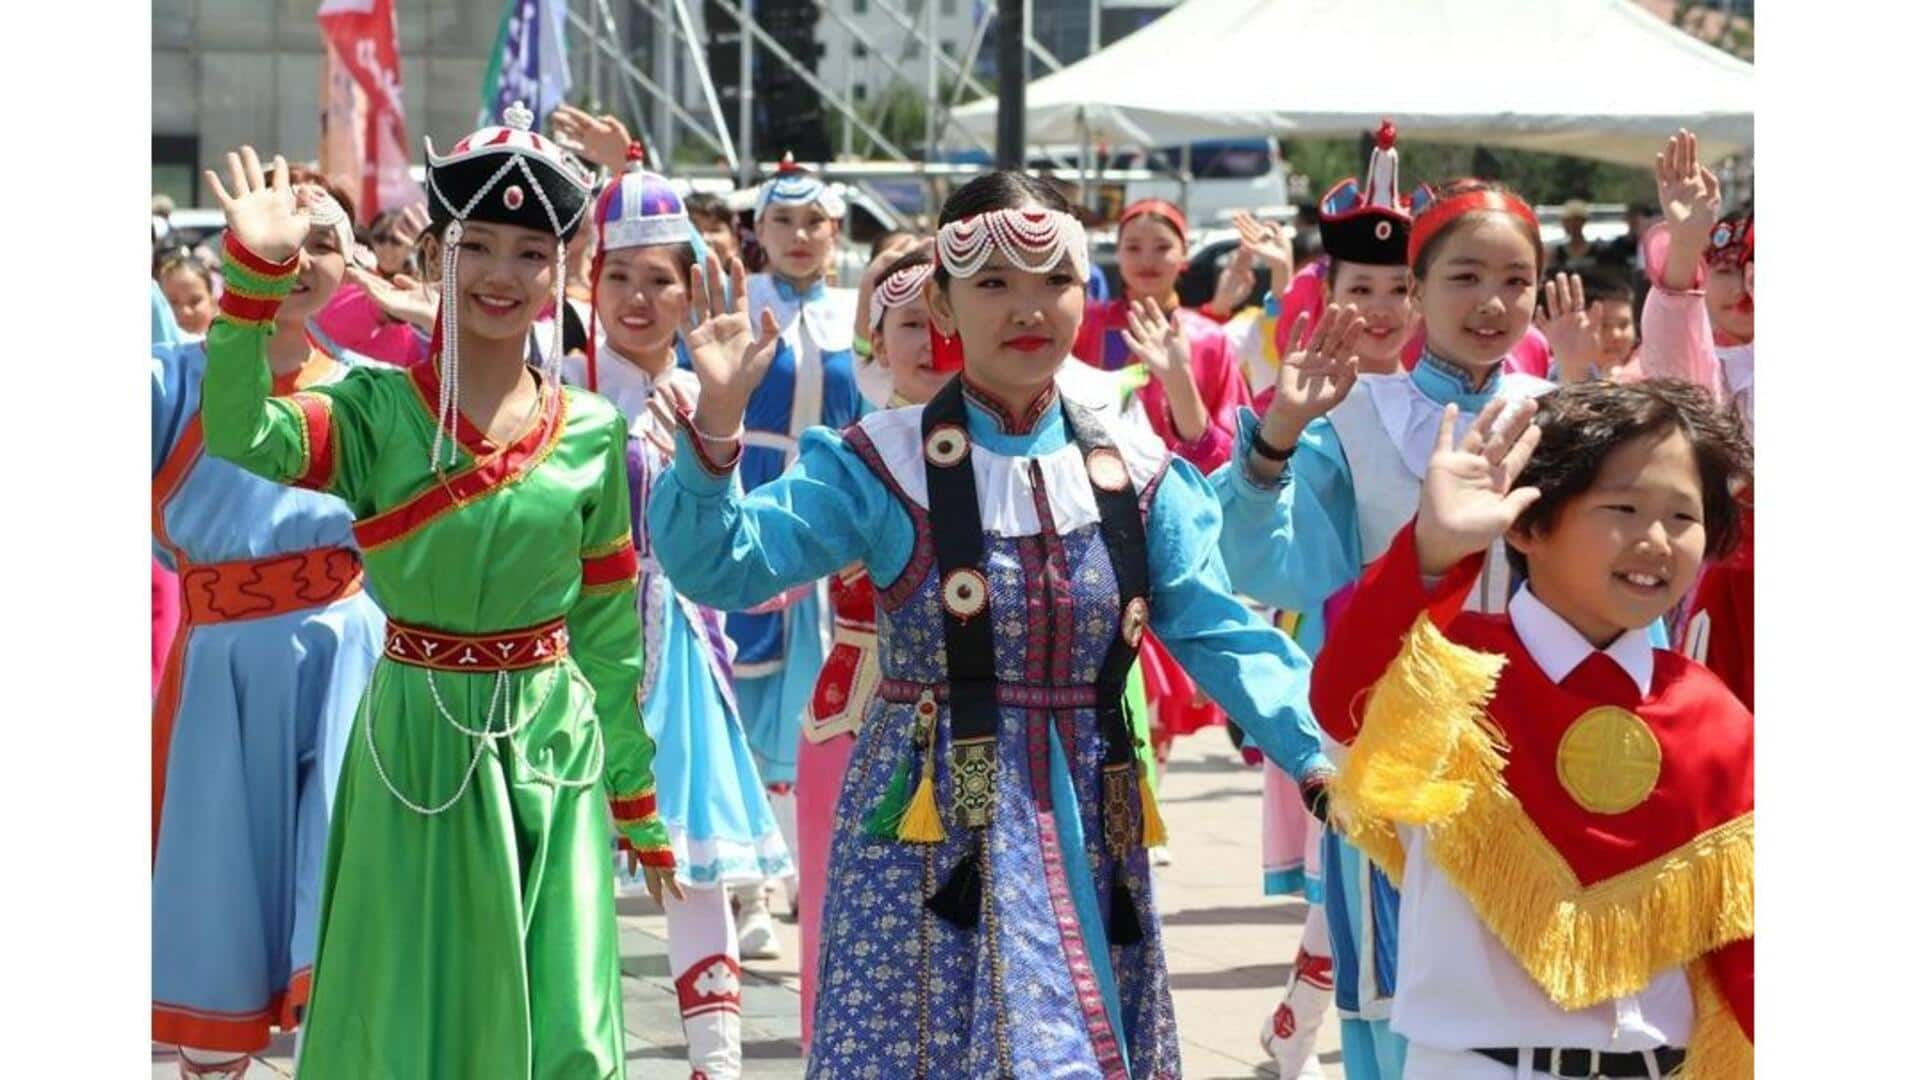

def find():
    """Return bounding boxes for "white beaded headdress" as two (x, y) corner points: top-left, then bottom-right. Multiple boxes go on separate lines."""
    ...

(868, 261), (934, 332)
(935, 208), (1089, 282)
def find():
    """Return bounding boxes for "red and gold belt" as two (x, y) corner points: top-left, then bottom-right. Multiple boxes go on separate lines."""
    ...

(383, 615), (570, 672)
(177, 546), (364, 625)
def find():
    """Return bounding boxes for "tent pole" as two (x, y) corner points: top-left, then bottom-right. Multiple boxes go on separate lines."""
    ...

(1179, 141), (1192, 225)
(1079, 108), (1092, 210)
(996, 0), (1026, 168)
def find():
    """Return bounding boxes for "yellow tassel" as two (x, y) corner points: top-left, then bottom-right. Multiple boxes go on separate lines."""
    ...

(1138, 772), (1168, 848)
(897, 765), (946, 843)
(1678, 959), (1755, 1080)
(1330, 613), (1756, 1013)
(896, 702), (946, 844)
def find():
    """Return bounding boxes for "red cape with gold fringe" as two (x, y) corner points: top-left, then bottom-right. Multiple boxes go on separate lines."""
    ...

(1313, 522), (1753, 1077)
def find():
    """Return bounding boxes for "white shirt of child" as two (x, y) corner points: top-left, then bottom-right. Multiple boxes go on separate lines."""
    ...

(1388, 585), (1694, 1065)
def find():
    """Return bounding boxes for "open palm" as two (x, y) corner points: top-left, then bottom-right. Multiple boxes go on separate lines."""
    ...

(1119, 296), (1189, 377)
(204, 146), (310, 263)
(683, 252), (782, 415)
(1266, 306), (1363, 435)
(1536, 272), (1599, 380)
(1655, 129), (1721, 249)
(1414, 398), (1544, 573)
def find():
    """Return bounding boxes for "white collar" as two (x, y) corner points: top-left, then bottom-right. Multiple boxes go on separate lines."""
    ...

(1507, 584), (1654, 696)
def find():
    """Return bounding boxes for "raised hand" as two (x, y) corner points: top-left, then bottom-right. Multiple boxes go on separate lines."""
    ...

(1209, 242), (1256, 317)
(345, 266), (439, 330)
(1412, 398), (1544, 575)
(549, 105), (636, 172)
(1260, 307), (1364, 447)
(1234, 211), (1293, 279)
(1536, 272), (1600, 382)
(1119, 297), (1190, 377)
(683, 252), (782, 434)
(1655, 129), (1722, 251)
(204, 147), (309, 263)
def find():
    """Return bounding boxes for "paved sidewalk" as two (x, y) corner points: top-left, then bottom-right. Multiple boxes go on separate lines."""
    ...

(155, 728), (1340, 1078)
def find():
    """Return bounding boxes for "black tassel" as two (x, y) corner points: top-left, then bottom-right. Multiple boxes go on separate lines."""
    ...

(1106, 862), (1145, 946)
(926, 850), (982, 928)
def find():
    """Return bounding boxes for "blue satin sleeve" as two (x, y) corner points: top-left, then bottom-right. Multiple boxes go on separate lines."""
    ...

(647, 424), (916, 611)
(1144, 455), (1333, 783)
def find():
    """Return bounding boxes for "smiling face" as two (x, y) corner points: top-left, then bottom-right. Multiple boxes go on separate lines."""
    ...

(874, 284), (949, 404)
(275, 215), (349, 325)
(452, 220), (559, 344)
(1116, 215), (1184, 301)
(1508, 427), (1708, 647)
(928, 251), (1086, 401)
(1412, 215), (1540, 373)
(595, 245), (689, 361)
(757, 203), (837, 282)
(1326, 263), (1414, 372)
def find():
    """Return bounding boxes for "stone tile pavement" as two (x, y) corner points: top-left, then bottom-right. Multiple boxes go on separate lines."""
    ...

(155, 729), (1340, 1078)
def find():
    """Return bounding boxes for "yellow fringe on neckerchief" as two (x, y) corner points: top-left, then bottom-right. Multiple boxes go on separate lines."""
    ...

(896, 718), (947, 844)
(1328, 612), (1511, 882)
(1676, 959), (1754, 1079)
(1138, 771), (1168, 848)
(1328, 613), (1756, 1018)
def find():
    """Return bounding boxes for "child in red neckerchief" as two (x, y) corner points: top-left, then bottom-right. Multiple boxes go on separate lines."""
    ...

(1314, 379), (1753, 1079)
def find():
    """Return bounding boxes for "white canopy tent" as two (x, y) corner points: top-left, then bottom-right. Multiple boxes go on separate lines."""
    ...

(947, 0), (1753, 167)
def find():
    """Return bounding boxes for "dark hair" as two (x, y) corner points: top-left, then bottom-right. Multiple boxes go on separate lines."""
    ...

(153, 247), (212, 288)
(933, 171), (1073, 287)
(683, 191), (733, 231)
(868, 229), (920, 262)
(1579, 267), (1634, 307)
(367, 208), (406, 240)
(1411, 179), (1542, 280)
(597, 241), (698, 286)
(1325, 257), (1410, 293)
(1117, 210), (1184, 246)
(1503, 379), (1752, 582)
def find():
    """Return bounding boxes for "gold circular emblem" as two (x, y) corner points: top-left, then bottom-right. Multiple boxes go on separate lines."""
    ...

(1086, 447), (1129, 493)
(924, 424), (969, 468)
(1121, 596), (1149, 647)
(1555, 706), (1663, 815)
(941, 568), (989, 621)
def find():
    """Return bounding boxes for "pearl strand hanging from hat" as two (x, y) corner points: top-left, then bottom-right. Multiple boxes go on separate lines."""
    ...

(429, 100), (571, 471)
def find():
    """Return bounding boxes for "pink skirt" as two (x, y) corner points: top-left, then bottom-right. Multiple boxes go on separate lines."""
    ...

(794, 730), (854, 1049)
(1261, 761), (1322, 899)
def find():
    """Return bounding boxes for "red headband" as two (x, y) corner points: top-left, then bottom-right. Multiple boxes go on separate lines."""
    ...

(1120, 199), (1187, 245)
(1406, 189), (1539, 268)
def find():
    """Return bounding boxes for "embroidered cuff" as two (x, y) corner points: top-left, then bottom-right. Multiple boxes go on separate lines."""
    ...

(671, 416), (743, 481)
(218, 234), (300, 328)
(286, 392), (336, 491)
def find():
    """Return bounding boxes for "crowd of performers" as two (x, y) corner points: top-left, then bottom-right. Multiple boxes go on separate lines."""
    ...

(151, 102), (1754, 1080)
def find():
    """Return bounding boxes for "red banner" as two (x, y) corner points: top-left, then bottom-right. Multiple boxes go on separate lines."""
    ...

(317, 0), (424, 222)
